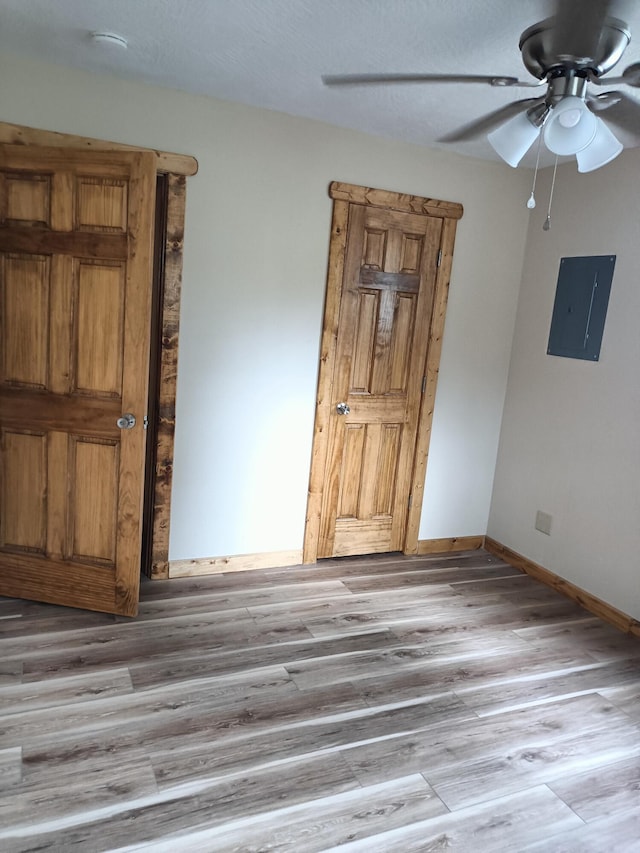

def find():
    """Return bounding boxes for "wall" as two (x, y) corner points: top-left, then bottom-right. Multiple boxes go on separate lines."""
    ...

(489, 149), (640, 619)
(0, 52), (531, 562)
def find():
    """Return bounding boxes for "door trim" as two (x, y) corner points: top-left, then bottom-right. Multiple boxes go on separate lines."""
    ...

(0, 122), (195, 581)
(0, 121), (197, 176)
(148, 174), (188, 578)
(303, 181), (463, 564)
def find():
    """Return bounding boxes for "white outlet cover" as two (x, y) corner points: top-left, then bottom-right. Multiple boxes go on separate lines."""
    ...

(535, 510), (552, 536)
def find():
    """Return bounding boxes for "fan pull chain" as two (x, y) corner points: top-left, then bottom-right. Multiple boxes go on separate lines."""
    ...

(527, 131), (543, 210)
(543, 155), (559, 231)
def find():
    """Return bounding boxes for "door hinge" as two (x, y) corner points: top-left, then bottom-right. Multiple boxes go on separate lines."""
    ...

(437, 249), (442, 268)
(421, 376), (427, 394)
(143, 415), (149, 430)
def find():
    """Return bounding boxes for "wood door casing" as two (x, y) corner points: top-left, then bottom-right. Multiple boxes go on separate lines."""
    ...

(305, 182), (463, 562)
(0, 144), (156, 615)
(147, 173), (188, 579)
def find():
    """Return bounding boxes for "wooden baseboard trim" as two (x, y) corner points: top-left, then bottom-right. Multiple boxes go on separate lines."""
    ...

(484, 537), (640, 639)
(415, 536), (484, 555)
(169, 549), (303, 578)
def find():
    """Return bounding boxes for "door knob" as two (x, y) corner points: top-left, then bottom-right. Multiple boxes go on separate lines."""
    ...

(336, 402), (350, 415)
(117, 413), (136, 430)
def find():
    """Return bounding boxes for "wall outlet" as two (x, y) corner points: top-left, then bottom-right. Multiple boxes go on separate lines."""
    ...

(535, 510), (552, 536)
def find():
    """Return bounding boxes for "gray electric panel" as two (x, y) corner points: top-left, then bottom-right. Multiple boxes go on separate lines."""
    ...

(547, 255), (615, 361)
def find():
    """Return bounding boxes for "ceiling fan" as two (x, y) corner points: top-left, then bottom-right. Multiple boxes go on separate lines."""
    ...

(323, 0), (640, 172)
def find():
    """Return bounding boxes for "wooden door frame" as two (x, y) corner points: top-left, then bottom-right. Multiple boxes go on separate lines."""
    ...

(0, 122), (197, 580)
(303, 181), (463, 564)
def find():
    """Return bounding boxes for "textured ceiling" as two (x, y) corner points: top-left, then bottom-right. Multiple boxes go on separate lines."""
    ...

(1, 0), (640, 166)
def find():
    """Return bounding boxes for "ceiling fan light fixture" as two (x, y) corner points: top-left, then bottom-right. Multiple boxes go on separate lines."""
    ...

(488, 110), (541, 168)
(543, 96), (597, 156)
(576, 118), (623, 172)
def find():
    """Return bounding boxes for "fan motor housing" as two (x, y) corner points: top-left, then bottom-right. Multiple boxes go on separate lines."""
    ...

(519, 15), (631, 78)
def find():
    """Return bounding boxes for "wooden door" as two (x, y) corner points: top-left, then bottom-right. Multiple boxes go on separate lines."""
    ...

(0, 144), (156, 615)
(306, 183), (462, 561)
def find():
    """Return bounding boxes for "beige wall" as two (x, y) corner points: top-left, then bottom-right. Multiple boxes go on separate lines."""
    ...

(1, 52), (532, 561)
(489, 149), (640, 618)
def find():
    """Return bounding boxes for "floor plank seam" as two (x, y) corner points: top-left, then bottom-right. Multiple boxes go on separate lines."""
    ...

(3, 549), (640, 851)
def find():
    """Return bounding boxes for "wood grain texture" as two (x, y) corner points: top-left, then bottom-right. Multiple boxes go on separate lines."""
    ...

(523, 808), (640, 853)
(149, 174), (187, 580)
(329, 181), (464, 220)
(404, 216), (460, 554)
(486, 536), (640, 638)
(0, 145), (156, 616)
(416, 535), (484, 554)
(307, 183), (461, 562)
(0, 121), (198, 176)
(2, 548), (640, 851)
(169, 549), (304, 577)
(0, 127), (193, 585)
(303, 198), (349, 564)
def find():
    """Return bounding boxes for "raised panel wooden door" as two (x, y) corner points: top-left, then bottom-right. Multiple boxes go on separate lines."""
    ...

(0, 144), (156, 615)
(318, 204), (443, 558)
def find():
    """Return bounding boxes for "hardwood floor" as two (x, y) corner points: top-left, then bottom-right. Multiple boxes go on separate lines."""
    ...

(1, 549), (640, 851)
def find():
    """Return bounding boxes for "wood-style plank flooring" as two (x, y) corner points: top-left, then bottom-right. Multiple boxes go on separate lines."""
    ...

(2, 549), (640, 851)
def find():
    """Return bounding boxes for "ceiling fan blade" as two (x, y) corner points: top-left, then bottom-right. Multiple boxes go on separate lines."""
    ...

(587, 91), (623, 110)
(322, 73), (543, 88)
(587, 90), (640, 143)
(438, 97), (545, 143)
(551, 0), (614, 60)
(591, 61), (640, 86)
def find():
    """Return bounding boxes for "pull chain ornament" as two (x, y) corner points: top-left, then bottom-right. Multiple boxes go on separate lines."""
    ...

(543, 155), (559, 231)
(526, 130), (543, 210)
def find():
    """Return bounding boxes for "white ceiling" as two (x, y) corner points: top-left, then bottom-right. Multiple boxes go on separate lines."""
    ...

(1, 0), (640, 166)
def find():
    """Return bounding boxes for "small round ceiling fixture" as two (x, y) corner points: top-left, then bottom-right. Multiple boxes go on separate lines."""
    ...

(90, 32), (128, 50)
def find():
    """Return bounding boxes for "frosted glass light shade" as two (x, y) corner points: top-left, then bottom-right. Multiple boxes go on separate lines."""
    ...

(544, 96), (597, 155)
(488, 110), (541, 167)
(576, 118), (623, 172)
